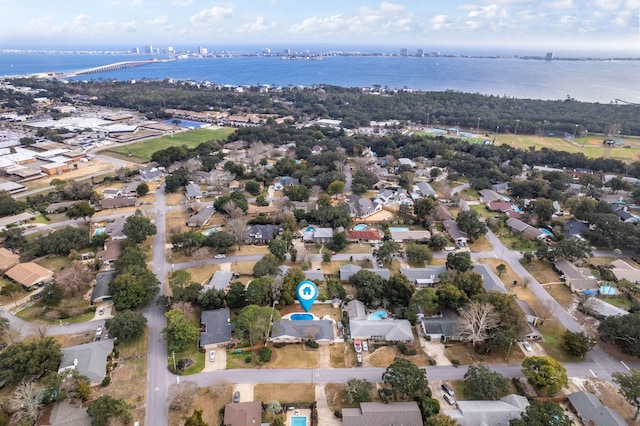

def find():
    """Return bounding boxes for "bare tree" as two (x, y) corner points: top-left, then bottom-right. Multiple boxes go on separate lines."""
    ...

(456, 301), (501, 346)
(270, 275), (284, 303)
(9, 381), (43, 424)
(192, 247), (210, 267)
(532, 299), (555, 325)
(56, 260), (96, 298)
(352, 156), (371, 170)
(226, 215), (250, 250)
(209, 379), (232, 400)
(173, 301), (194, 317)
(168, 380), (199, 412)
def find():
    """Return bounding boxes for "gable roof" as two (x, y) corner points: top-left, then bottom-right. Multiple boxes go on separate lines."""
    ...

(342, 401), (423, 426)
(223, 401), (262, 426)
(270, 319), (335, 342)
(473, 264), (508, 294)
(611, 259), (640, 283)
(204, 271), (234, 292)
(345, 229), (382, 241)
(200, 308), (234, 347)
(479, 189), (503, 203)
(554, 259), (598, 291)
(0, 247), (19, 271)
(95, 240), (122, 263)
(349, 319), (414, 341)
(435, 204), (454, 221)
(187, 206), (216, 227)
(505, 217), (530, 233)
(5, 262), (53, 288)
(445, 394), (529, 426)
(91, 271), (116, 303)
(347, 300), (367, 320)
(400, 266), (446, 286)
(389, 230), (431, 241)
(582, 297), (629, 318)
(59, 340), (114, 384)
(340, 264), (362, 281)
(442, 219), (468, 241)
(568, 391), (627, 426)
(304, 269), (325, 282)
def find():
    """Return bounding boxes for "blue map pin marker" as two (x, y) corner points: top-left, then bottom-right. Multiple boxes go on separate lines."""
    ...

(296, 280), (318, 312)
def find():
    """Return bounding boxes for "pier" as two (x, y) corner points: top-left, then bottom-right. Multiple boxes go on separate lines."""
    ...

(59, 59), (164, 77)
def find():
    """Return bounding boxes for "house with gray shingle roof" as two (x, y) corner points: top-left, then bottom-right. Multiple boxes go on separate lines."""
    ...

(91, 271), (116, 304)
(444, 394), (529, 426)
(270, 319), (335, 344)
(185, 183), (203, 199)
(346, 194), (381, 218)
(340, 264), (391, 281)
(349, 319), (414, 343)
(200, 308), (234, 348)
(203, 271), (234, 292)
(416, 182), (438, 198)
(567, 391), (627, 426)
(347, 300), (368, 320)
(58, 340), (114, 385)
(304, 269), (325, 282)
(187, 206), (216, 227)
(342, 401), (422, 426)
(442, 219), (468, 246)
(554, 259), (598, 292)
(473, 264), (508, 294)
(400, 266), (446, 287)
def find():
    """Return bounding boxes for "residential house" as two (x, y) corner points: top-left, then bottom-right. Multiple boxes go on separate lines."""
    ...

(101, 197), (136, 210)
(185, 183), (203, 199)
(95, 240), (122, 266)
(444, 394), (530, 426)
(479, 189), (503, 203)
(91, 271), (116, 304)
(102, 188), (121, 198)
(349, 319), (414, 343)
(5, 262), (53, 289)
(420, 310), (460, 342)
(611, 259), (640, 284)
(487, 201), (522, 218)
(139, 166), (164, 182)
(0, 247), (19, 272)
(564, 219), (588, 239)
(104, 217), (127, 240)
(347, 300), (368, 320)
(345, 194), (381, 218)
(389, 229), (431, 242)
(373, 188), (409, 206)
(40, 400), (91, 426)
(203, 271), (234, 292)
(200, 308), (234, 349)
(345, 229), (382, 243)
(45, 201), (76, 214)
(342, 402), (423, 426)
(246, 224), (277, 244)
(435, 204), (454, 221)
(442, 219), (469, 246)
(187, 206), (216, 228)
(0, 212), (35, 230)
(304, 269), (325, 282)
(58, 340), (114, 385)
(400, 266), (446, 287)
(310, 227), (333, 244)
(505, 218), (546, 240)
(121, 182), (139, 196)
(270, 319), (335, 344)
(615, 207), (639, 223)
(554, 259), (599, 292)
(273, 176), (299, 191)
(582, 297), (629, 319)
(473, 264), (508, 294)
(553, 200), (563, 216)
(228, 180), (241, 191)
(416, 182), (438, 198)
(398, 158), (416, 168)
(223, 401), (262, 426)
(340, 264), (390, 281)
(567, 391), (627, 426)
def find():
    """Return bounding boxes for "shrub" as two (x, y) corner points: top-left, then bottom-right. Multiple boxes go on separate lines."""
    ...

(428, 359), (437, 365)
(451, 359), (460, 365)
(259, 347), (272, 363)
(305, 340), (319, 348)
(245, 355), (253, 363)
(101, 376), (111, 387)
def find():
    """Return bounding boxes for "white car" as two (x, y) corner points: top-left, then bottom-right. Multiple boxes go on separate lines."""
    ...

(214, 254), (226, 259)
(95, 326), (103, 336)
(362, 341), (368, 351)
(98, 307), (105, 315)
(523, 342), (532, 352)
(209, 350), (216, 362)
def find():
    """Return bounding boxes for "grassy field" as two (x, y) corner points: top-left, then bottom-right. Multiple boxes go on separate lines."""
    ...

(109, 128), (235, 161)
(254, 383), (315, 403)
(495, 134), (640, 162)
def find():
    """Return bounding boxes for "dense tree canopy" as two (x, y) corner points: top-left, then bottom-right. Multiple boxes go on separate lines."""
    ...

(463, 365), (509, 400)
(598, 312), (640, 357)
(521, 356), (568, 395)
(105, 310), (147, 341)
(0, 338), (62, 384)
(380, 357), (430, 402)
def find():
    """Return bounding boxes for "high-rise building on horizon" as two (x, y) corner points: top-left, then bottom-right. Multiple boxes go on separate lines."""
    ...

(167, 46), (174, 53)
(417, 48), (425, 57)
(545, 52), (554, 61)
(146, 45), (154, 54)
(400, 48), (408, 56)
(198, 46), (208, 55)
(132, 47), (140, 54)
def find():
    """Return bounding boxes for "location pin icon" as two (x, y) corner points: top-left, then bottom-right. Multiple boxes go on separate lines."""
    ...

(296, 279), (318, 313)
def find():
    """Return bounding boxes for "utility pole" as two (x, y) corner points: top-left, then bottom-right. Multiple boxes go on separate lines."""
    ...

(514, 119), (520, 135)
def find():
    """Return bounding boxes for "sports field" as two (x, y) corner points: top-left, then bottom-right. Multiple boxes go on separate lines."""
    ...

(109, 127), (235, 161)
(495, 134), (640, 162)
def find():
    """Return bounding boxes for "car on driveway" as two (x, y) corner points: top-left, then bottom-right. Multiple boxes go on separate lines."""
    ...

(443, 392), (456, 405)
(523, 342), (532, 352)
(214, 254), (226, 259)
(233, 391), (240, 403)
(441, 383), (455, 397)
(95, 326), (103, 336)
(362, 341), (368, 351)
(98, 307), (105, 315)
(209, 350), (216, 362)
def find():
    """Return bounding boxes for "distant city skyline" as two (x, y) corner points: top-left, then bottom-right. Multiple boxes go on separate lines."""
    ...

(2, 1), (640, 55)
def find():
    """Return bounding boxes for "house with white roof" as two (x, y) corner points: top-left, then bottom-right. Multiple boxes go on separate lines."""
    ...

(445, 394), (529, 426)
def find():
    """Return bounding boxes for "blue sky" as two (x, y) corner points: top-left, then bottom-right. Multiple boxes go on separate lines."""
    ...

(2, 0), (639, 54)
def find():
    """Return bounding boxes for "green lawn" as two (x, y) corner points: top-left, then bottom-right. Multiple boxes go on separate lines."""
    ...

(496, 134), (640, 163)
(109, 127), (235, 161)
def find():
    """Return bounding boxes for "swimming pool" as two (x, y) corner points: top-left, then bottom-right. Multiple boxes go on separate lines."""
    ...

(389, 227), (409, 232)
(290, 313), (314, 321)
(353, 224), (368, 231)
(304, 226), (315, 232)
(201, 228), (219, 236)
(539, 228), (553, 236)
(368, 310), (388, 320)
(290, 416), (307, 426)
(94, 227), (105, 235)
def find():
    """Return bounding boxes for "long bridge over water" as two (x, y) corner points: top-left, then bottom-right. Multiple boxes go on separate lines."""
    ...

(58, 59), (167, 77)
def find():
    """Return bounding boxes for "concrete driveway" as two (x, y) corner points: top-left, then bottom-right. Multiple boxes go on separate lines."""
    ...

(233, 383), (254, 403)
(203, 347), (227, 372)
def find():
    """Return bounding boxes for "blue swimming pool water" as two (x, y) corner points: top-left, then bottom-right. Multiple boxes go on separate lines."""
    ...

(291, 416), (307, 426)
(353, 224), (368, 231)
(540, 228), (553, 236)
(304, 226), (315, 232)
(201, 228), (218, 236)
(389, 227), (409, 232)
(291, 314), (314, 321)
(368, 310), (388, 320)
(94, 227), (105, 235)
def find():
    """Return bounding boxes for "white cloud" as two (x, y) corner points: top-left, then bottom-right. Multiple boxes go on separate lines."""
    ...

(236, 16), (275, 33)
(73, 15), (89, 25)
(544, 0), (577, 8)
(380, 2), (405, 13)
(592, 0), (622, 9)
(189, 6), (233, 27)
(430, 15), (450, 30)
(146, 16), (169, 26)
(172, 0), (193, 6)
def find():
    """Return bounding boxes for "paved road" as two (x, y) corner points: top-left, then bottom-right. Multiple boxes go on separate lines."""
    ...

(344, 164), (352, 194)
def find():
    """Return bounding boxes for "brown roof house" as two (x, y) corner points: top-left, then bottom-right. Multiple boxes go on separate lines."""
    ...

(342, 401), (423, 426)
(0, 247), (19, 272)
(223, 401), (262, 426)
(5, 262), (53, 289)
